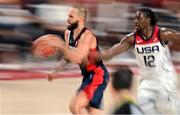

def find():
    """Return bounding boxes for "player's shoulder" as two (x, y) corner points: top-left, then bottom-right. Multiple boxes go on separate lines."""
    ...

(82, 28), (95, 38)
(84, 27), (93, 34)
(159, 27), (175, 33)
(159, 27), (176, 38)
(41, 34), (59, 38)
(119, 32), (135, 46)
(125, 32), (135, 38)
(122, 32), (135, 41)
(159, 27), (168, 33)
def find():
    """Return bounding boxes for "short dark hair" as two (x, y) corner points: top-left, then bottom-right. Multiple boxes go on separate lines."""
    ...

(111, 67), (133, 90)
(73, 5), (87, 20)
(139, 8), (157, 26)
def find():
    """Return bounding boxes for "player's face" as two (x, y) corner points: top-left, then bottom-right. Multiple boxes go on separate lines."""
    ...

(134, 11), (149, 31)
(67, 8), (79, 30)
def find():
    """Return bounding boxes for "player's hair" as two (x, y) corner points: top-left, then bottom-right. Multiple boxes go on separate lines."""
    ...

(72, 5), (87, 20)
(112, 67), (133, 90)
(139, 8), (157, 26)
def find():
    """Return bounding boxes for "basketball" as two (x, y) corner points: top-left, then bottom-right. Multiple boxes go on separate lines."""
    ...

(32, 34), (62, 58)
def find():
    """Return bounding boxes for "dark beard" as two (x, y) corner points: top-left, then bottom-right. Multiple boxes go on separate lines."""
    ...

(67, 21), (78, 31)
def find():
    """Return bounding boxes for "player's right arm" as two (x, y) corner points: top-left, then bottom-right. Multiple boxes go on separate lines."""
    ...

(100, 35), (134, 60)
(62, 29), (93, 64)
(47, 31), (70, 81)
(51, 30), (70, 71)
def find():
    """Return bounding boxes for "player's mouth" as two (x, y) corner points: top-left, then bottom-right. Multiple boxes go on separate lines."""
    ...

(67, 20), (72, 25)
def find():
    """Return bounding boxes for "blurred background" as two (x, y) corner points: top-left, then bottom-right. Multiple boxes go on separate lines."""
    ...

(0, 0), (179, 114)
(0, 0), (180, 68)
(0, 0), (179, 70)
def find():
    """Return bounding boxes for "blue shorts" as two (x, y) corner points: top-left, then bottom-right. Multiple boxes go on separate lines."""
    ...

(78, 66), (109, 109)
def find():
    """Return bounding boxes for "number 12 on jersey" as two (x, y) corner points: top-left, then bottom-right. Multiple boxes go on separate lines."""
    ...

(143, 55), (155, 67)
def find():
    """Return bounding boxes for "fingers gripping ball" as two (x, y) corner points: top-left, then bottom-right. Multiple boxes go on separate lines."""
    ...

(32, 34), (62, 58)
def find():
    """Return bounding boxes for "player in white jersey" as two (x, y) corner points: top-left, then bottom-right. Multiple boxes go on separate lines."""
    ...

(93, 8), (180, 114)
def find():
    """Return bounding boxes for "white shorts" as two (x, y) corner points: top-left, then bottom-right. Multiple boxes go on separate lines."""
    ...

(137, 88), (179, 114)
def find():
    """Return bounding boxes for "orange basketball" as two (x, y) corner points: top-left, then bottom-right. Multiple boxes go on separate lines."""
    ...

(32, 34), (61, 58)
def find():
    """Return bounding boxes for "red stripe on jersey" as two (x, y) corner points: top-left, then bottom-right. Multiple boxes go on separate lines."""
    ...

(86, 48), (98, 71)
(135, 26), (160, 45)
(83, 67), (104, 100)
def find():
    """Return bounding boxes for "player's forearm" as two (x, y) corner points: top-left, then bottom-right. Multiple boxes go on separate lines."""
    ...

(62, 47), (84, 64)
(100, 50), (114, 60)
(101, 43), (129, 60)
(53, 58), (69, 72)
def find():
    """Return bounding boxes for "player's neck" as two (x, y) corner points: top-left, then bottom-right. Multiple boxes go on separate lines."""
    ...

(142, 25), (153, 39)
(73, 25), (85, 38)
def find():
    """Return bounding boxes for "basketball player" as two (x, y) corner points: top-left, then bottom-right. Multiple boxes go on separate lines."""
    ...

(46, 5), (109, 114)
(92, 8), (180, 114)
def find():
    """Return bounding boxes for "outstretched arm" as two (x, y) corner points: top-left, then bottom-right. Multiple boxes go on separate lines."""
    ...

(100, 35), (134, 60)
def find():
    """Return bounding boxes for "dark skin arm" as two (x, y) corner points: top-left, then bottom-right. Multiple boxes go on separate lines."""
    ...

(160, 28), (180, 43)
(160, 28), (180, 51)
(100, 34), (134, 60)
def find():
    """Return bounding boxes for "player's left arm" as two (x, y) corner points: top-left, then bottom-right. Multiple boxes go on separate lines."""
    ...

(47, 58), (69, 81)
(160, 28), (180, 42)
(47, 31), (70, 81)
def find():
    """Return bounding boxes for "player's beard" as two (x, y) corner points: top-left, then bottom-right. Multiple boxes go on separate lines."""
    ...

(67, 21), (78, 31)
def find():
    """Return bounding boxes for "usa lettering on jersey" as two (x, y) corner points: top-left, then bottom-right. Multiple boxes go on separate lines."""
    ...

(136, 45), (159, 54)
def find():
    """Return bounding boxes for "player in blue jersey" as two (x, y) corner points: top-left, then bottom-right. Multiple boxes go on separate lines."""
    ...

(46, 5), (109, 114)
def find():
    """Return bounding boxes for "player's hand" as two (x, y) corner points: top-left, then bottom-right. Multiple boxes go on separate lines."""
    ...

(46, 73), (54, 81)
(45, 39), (65, 51)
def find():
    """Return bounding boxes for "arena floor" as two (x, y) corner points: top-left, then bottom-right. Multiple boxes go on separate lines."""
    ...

(0, 74), (139, 114)
(0, 78), (84, 114)
(0, 60), (179, 114)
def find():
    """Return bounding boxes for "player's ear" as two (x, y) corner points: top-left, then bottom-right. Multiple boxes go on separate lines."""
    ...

(79, 16), (84, 22)
(146, 18), (151, 24)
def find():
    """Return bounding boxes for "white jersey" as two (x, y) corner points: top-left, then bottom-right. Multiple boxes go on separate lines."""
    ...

(134, 26), (177, 93)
